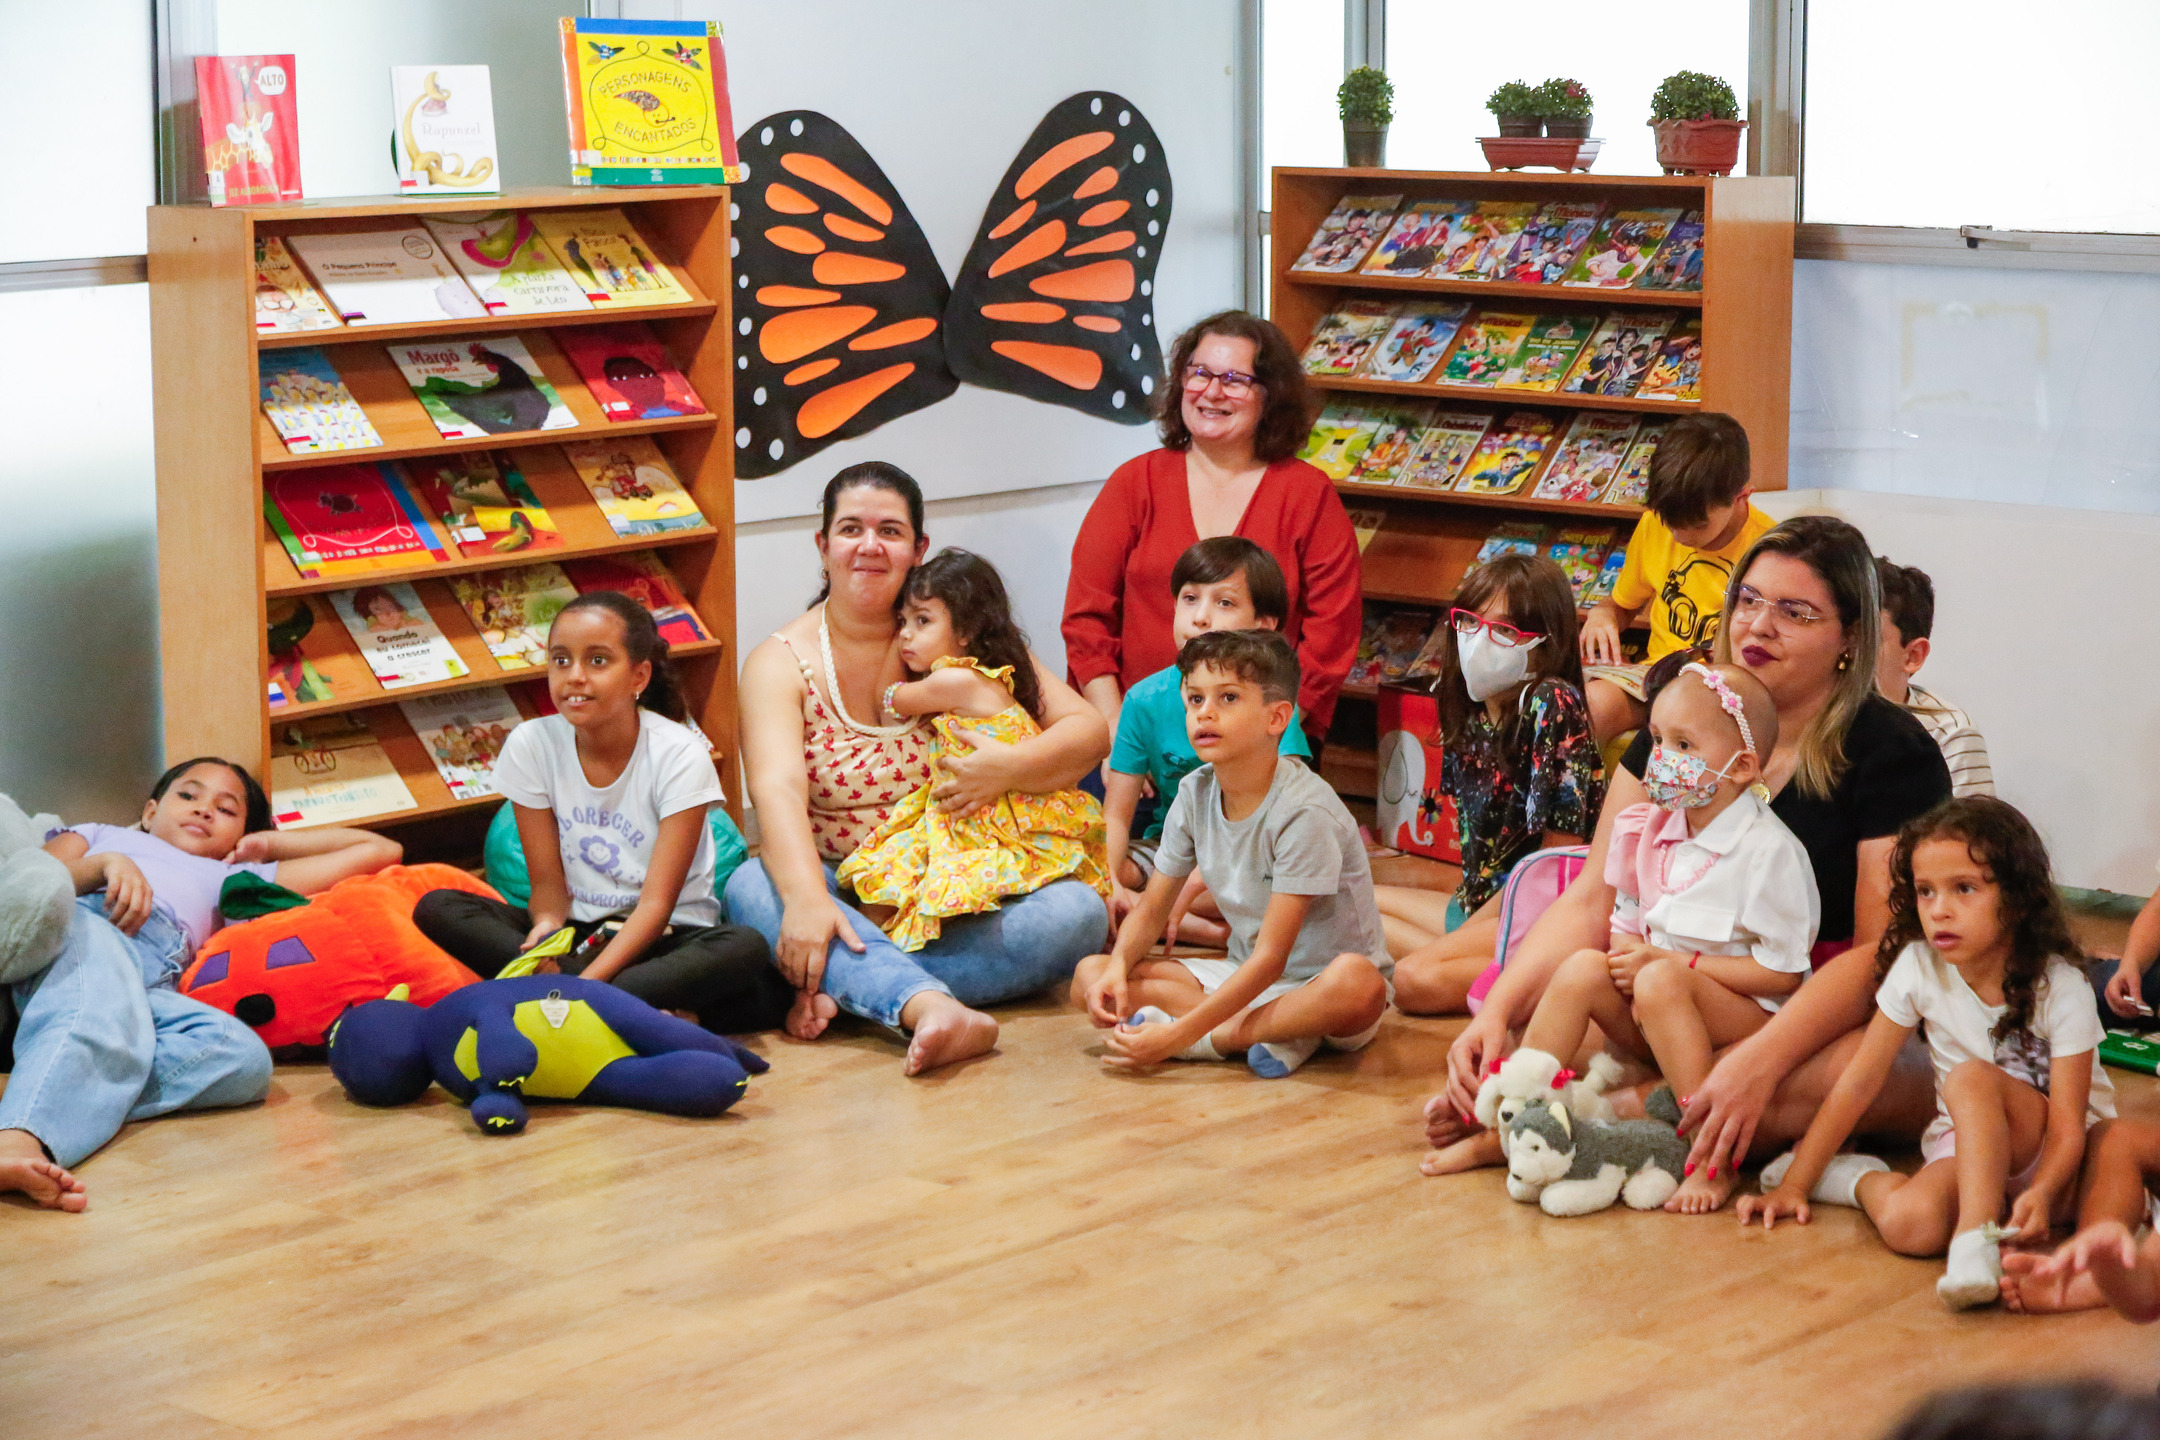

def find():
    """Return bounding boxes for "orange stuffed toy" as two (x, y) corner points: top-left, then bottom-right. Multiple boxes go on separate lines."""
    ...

(177, 864), (492, 1053)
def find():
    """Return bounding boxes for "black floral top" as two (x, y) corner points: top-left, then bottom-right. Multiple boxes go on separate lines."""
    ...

(1439, 677), (1604, 912)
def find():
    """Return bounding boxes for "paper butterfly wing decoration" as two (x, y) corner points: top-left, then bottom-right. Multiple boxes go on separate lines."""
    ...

(732, 111), (959, 479)
(945, 92), (1172, 425)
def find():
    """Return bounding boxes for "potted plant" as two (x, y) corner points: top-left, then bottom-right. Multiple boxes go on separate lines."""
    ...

(1535, 78), (1593, 140)
(1487, 80), (1541, 138)
(1339, 65), (1394, 168)
(1649, 71), (1746, 175)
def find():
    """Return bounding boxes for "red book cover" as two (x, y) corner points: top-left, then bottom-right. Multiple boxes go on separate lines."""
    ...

(266, 464), (448, 571)
(195, 55), (302, 206)
(554, 322), (706, 422)
(562, 552), (709, 646)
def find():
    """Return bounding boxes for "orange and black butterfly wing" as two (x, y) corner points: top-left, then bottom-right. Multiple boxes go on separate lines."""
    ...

(731, 111), (959, 479)
(944, 92), (1172, 425)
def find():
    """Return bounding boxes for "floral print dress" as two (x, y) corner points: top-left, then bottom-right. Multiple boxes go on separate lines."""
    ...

(1439, 676), (1604, 913)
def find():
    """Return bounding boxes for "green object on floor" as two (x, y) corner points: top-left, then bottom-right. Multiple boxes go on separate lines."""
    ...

(2100, 1030), (2160, 1075)
(482, 801), (749, 910)
(219, 870), (309, 921)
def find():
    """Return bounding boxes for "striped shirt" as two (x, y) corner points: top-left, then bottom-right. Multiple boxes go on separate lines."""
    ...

(1905, 683), (1994, 798)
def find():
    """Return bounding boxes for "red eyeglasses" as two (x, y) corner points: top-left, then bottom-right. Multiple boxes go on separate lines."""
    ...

(1449, 608), (1543, 649)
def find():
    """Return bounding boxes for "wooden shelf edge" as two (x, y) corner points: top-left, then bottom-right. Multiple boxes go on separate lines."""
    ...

(211, 184), (731, 223)
(266, 524), (721, 598)
(1336, 479), (1641, 520)
(1310, 374), (1699, 415)
(261, 411), (719, 471)
(271, 636), (724, 722)
(1274, 166), (1711, 190)
(257, 299), (719, 350)
(1286, 271), (1702, 309)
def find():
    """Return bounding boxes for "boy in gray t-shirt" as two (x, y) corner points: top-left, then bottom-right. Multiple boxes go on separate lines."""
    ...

(1073, 630), (1393, 1078)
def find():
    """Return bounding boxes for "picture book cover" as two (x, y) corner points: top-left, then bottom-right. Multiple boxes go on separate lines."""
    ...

(269, 715), (417, 828)
(1357, 200), (1475, 278)
(1440, 201), (1541, 281)
(1547, 526), (1620, 606)
(560, 17), (745, 186)
(555, 321), (707, 421)
(1605, 419), (1671, 506)
(266, 596), (334, 709)
(1558, 312), (1678, 397)
(258, 348), (381, 455)
(1299, 300), (1399, 377)
(285, 227), (487, 326)
(450, 564), (580, 672)
(1533, 412), (1640, 502)
(403, 451), (562, 558)
(254, 237), (341, 334)
(531, 209), (694, 309)
(195, 55), (301, 206)
(1374, 609), (1438, 685)
(1297, 401), (1380, 482)
(392, 66), (499, 194)
(1402, 621), (1455, 683)
(560, 437), (706, 536)
(1637, 211), (1705, 292)
(1348, 403), (1436, 486)
(1499, 201), (1607, 285)
(1455, 412), (1559, 496)
(1395, 410), (1494, 490)
(563, 552), (709, 646)
(1435, 312), (1534, 387)
(421, 211), (593, 316)
(1345, 606), (1387, 688)
(329, 583), (470, 690)
(1561, 208), (1685, 288)
(399, 688), (525, 801)
(1496, 312), (1600, 391)
(1345, 507), (1386, 553)
(1289, 194), (1402, 273)
(1475, 520), (1549, 565)
(389, 337), (577, 440)
(1583, 545), (1629, 605)
(1633, 319), (1705, 401)
(1361, 303), (1472, 384)
(265, 464), (448, 579)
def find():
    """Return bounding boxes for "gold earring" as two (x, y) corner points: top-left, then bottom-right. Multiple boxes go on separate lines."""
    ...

(1836, 653), (1849, 672)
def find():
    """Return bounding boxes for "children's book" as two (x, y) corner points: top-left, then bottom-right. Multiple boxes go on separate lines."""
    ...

(1558, 312), (1679, 397)
(1604, 419), (1670, 506)
(1348, 403), (1436, 486)
(1345, 607), (1388, 688)
(1534, 412), (1641, 502)
(253, 237), (341, 333)
(449, 565), (580, 672)
(285, 228), (487, 326)
(1357, 200), (1476, 278)
(1344, 508), (1387, 553)
(402, 451), (562, 559)
(1299, 300), (1399, 377)
(258, 348), (382, 455)
(328, 583), (470, 690)
(1498, 201), (1607, 285)
(1637, 211), (1705, 292)
(269, 714), (417, 828)
(421, 211), (593, 316)
(559, 17), (745, 186)
(1297, 401), (1381, 482)
(1582, 546), (1629, 605)
(1402, 621), (1457, 682)
(1546, 526), (1621, 606)
(1289, 194), (1403, 273)
(265, 596), (334, 709)
(195, 55), (301, 206)
(1497, 312), (1600, 391)
(392, 66), (499, 195)
(1561, 209), (1685, 289)
(562, 552), (709, 646)
(399, 688), (525, 801)
(265, 464), (449, 580)
(1374, 609), (1439, 685)
(557, 321), (707, 421)
(1475, 520), (1549, 564)
(1441, 201), (1540, 281)
(1435, 312), (1534, 387)
(560, 437), (706, 536)
(531, 209), (694, 309)
(1633, 319), (1705, 402)
(1395, 410), (1495, 490)
(389, 337), (577, 440)
(1361, 304), (1472, 384)
(1455, 412), (1558, 497)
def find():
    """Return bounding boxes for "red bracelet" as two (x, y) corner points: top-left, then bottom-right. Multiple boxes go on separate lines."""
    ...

(1690, 951), (1701, 969)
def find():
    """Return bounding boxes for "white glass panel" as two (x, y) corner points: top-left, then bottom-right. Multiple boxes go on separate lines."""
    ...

(0, 0), (155, 262)
(1264, 0), (1346, 177)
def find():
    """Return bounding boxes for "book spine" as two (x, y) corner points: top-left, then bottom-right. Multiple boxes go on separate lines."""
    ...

(381, 464), (453, 561)
(561, 17), (590, 184)
(261, 492), (321, 578)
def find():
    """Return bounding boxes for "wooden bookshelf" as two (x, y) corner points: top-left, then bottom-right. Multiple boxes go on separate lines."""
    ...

(147, 185), (741, 849)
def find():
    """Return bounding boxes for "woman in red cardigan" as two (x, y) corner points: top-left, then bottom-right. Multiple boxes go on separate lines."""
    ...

(1063, 310), (1362, 750)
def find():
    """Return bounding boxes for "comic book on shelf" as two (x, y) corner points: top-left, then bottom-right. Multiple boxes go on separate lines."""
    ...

(1299, 300), (1399, 378)
(403, 451), (563, 558)
(1455, 412), (1558, 496)
(1358, 199), (1475, 278)
(1633, 318), (1705, 401)
(285, 227), (486, 325)
(1497, 312), (1600, 392)
(389, 336), (577, 440)
(399, 688), (526, 802)
(1435, 312), (1534, 387)
(268, 714), (417, 828)
(1395, 410), (1495, 491)
(195, 55), (301, 206)
(328, 583), (470, 690)
(1604, 419), (1670, 506)
(555, 321), (707, 421)
(1560, 209), (1684, 289)
(258, 348), (382, 454)
(253, 237), (341, 333)
(1534, 412), (1640, 502)
(1402, 621), (1455, 683)
(1475, 520), (1548, 564)
(1558, 312), (1678, 397)
(1441, 201), (1540, 281)
(1297, 401), (1381, 482)
(1348, 403), (1436, 486)
(530, 208), (695, 308)
(449, 564), (580, 672)
(1373, 609), (1439, 685)
(560, 436), (706, 536)
(422, 211), (593, 315)
(562, 552), (710, 647)
(1546, 526), (1621, 606)
(1583, 546), (1629, 605)
(1498, 200), (1607, 285)
(1345, 606), (1388, 688)
(1289, 194), (1403, 273)
(1637, 211), (1705, 291)
(264, 463), (450, 579)
(1361, 304), (1471, 384)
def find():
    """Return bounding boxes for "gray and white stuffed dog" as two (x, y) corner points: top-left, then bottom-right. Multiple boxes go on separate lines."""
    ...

(1474, 1047), (1624, 1198)
(1504, 1085), (1689, 1216)
(0, 793), (73, 986)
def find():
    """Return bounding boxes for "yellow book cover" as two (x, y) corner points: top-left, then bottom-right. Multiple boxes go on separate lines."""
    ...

(560, 436), (706, 537)
(531, 209), (693, 310)
(558, 18), (744, 185)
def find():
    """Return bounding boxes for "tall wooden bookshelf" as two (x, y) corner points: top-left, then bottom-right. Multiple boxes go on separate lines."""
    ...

(1272, 167), (1794, 795)
(147, 186), (738, 855)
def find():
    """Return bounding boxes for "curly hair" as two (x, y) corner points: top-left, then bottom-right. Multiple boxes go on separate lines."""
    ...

(1875, 797), (2083, 1044)
(1154, 310), (1317, 463)
(901, 548), (1043, 723)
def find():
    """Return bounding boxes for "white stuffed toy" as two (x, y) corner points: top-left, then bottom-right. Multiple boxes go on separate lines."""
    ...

(1474, 1047), (1623, 1198)
(0, 793), (73, 986)
(1504, 1086), (1690, 1217)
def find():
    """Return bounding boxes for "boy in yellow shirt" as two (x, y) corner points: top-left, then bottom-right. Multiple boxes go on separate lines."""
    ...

(1581, 413), (1774, 743)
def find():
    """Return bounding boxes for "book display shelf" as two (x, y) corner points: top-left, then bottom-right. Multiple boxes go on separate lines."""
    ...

(148, 186), (737, 851)
(1272, 167), (1794, 796)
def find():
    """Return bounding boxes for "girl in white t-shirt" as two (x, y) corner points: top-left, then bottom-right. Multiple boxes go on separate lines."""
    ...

(413, 593), (792, 1034)
(1739, 798), (2111, 1311)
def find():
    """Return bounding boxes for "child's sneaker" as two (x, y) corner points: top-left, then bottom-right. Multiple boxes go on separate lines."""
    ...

(1246, 1035), (1321, 1078)
(1938, 1227), (2003, 1311)
(1125, 1006), (1223, 1061)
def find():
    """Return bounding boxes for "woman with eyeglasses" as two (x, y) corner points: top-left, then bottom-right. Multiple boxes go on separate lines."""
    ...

(1423, 516), (1952, 1196)
(1062, 311), (1362, 762)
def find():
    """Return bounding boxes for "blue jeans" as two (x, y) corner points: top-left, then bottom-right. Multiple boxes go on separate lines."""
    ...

(0, 896), (272, 1167)
(723, 860), (1108, 1030)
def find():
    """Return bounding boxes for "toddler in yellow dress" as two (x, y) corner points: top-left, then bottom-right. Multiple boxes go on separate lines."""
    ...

(837, 549), (1110, 950)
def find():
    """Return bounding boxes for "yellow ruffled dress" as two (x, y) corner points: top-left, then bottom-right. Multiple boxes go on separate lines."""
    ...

(836, 657), (1110, 950)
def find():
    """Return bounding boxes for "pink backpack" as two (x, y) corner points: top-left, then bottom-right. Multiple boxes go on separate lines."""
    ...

(1463, 846), (1591, 1015)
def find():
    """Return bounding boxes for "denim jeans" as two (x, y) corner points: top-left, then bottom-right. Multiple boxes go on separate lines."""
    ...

(723, 860), (1108, 1030)
(0, 896), (272, 1167)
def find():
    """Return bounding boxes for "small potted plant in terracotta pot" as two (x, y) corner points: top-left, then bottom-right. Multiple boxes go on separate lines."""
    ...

(1650, 71), (1746, 175)
(1536, 78), (1593, 140)
(1487, 80), (1541, 137)
(1339, 65), (1394, 168)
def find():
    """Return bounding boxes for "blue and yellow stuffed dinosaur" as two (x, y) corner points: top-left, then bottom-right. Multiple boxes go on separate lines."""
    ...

(329, 975), (769, 1135)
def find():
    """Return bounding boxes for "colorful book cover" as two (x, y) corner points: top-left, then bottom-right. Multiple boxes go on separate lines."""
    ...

(1534, 413), (1641, 502)
(530, 209), (694, 309)
(1374, 610), (1438, 685)
(285, 228), (487, 326)
(555, 321), (707, 421)
(269, 715), (417, 828)
(1357, 199), (1476, 278)
(1348, 403), (1436, 485)
(1297, 402), (1380, 482)
(1299, 300), (1399, 377)
(1396, 410), (1495, 491)
(1441, 201), (1541, 281)
(1499, 201), (1607, 285)
(404, 451), (562, 559)
(1402, 622), (1456, 682)
(450, 564), (580, 672)
(258, 348), (381, 455)
(195, 55), (301, 206)
(392, 66), (500, 194)
(265, 464), (449, 579)
(560, 437), (706, 536)
(1558, 312), (1678, 397)
(1435, 312), (1534, 387)
(1583, 545), (1629, 605)
(1547, 527), (1620, 606)
(399, 688), (525, 801)
(563, 552), (709, 646)
(254, 237), (341, 334)
(1475, 520), (1550, 564)
(1455, 412), (1559, 496)
(1289, 194), (1402, 273)
(1634, 319), (1706, 401)
(1345, 508), (1387, 553)
(1497, 312), (1601, 391)
(1561, 208), (1685, 289)
(265, 596), (334, 709)
(388, 337), (577, 440)
(328, 583), (470, 690)
(1345, 606), (1388, 688)
(1605, 420), (1671, 506)
(559, 17), (745, 186)
(421, 211), (593, 316)
(1637, 211), (1705, 292)
(1361, 304), (1472, 384)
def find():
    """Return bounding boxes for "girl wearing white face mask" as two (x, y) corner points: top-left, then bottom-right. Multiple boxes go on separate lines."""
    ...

(1377, 555), (1605, 1016)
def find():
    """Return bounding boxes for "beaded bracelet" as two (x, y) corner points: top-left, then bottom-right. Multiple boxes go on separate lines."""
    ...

(881, 681), (903, 718)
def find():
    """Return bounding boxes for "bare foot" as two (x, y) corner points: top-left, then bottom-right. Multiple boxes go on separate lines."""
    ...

(903, 995), (999, 1075)
(786, 990), (839, 1040)
(2000, 1252), (2106, 1314)
(1422, 1093), (1480, 1148)
(1421, 1128), (1505, 1176)
(1665, 1164), (1738, 1215)
(0, 1156), (87, 1212)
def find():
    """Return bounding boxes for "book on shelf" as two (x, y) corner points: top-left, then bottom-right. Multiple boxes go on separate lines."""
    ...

(1357, 199), (1475, 278)
(1348, 402), (1435, 486)
(399, 687), (526, 802)
(265, 464), (450, 579)
(1299, 300), (1398, 378)
(1297, 401), (1381, 482)
(1456, 412), (1559, 497)
(1402, 621), (1454, 683)
(1561, 209), (1684, 289)
(1361, 304), (1471, 384)
(1632, 318), (1704, 401)
(1546, 526), (1621, 606)
(1441, 201), (1540, 281)
(403, 451), (563, 558)
(388, 337), (577, 440)
(530, 209), (695, 308)
(195, 55), (301, 206)
(328, 583), (470, 690)
(1288, 194), (1402, 274)
(391, 66), (500, 195)
(1396, 410), (1494, 491)
(265, 596), (334, 709)
(563, 551), (710, 645)
(1498, 201), (1607, 285)
(253, 237), (341, 334)
(559, 18), (746, 186)
(1637, 211), (1704, 292)
(257, 348), (382, 455)
(1344, 507), (1387, 553)
(284, 227), (487, 326)
(556, 322), (707, 421)
(1345, 607), (1387, 688)
(1435, 311), (1533, 387)
(1497, 312), (1601, 392)
(560, 436), (706, 536)
(1475, 520), (1549, 564)
(1373, 609), (1438, 685)
(269, 714), (418, 828)
(421, 211), (593, 316)
(1583, 546), (1629, 606)
(1604, 418), (1670, 506)
(1534, 412), (1640, 501)
(450, 564), (580, 672)
(1558, 311), (1679, 398)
